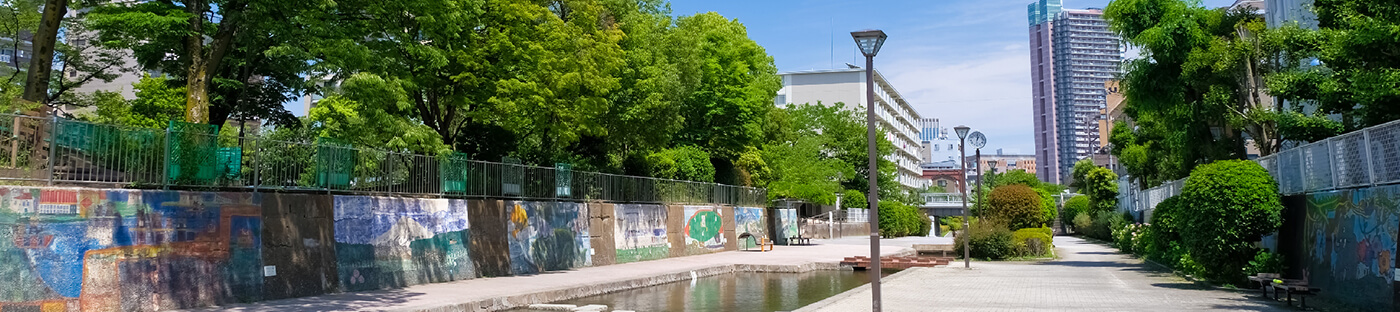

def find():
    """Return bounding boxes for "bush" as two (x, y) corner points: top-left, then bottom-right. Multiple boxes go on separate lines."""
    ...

(842, 190), (867, 209)
(1143, 195), (1183, 263)
(1080, 210), (1121, 241)
(1131, 224), (1153, 257)
(1063, 195), (1090, 228)
(1246, 250), (1285, 276)
(955, 221), (1017, 260)
(985, 185), (1047, 229)
(1072, 214), (1093, 234)
(1179, 160), (1283, 284)
(878, 200), (932, 237)
(646, 146), (716, 182)
(1012, 227), (1055, 257)
(1113, 223), (1145, 255)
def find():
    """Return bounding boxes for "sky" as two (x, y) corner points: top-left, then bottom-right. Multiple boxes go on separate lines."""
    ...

(670, 0), (1236, 154)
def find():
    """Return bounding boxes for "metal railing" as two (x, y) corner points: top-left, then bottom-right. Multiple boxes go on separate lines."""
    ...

(1122, 118), (1400, 218)
(0, 114), (767, 206)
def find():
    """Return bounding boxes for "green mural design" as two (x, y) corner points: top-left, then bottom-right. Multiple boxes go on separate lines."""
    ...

(687, 211), (721, 242)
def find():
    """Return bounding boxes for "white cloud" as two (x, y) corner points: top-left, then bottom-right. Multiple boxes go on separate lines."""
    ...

(879, 49), (1035, 153)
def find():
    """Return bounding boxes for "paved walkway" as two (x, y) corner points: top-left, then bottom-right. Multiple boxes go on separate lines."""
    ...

(183, 237), (913, 312)
(797, 236), (1292, 312)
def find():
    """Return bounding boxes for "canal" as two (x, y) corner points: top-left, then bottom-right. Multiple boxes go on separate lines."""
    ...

(507, 270), (879, 312)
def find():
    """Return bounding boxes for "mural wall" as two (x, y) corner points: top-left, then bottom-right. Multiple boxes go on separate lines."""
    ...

(0, 187), (262, 311)
(333, 196), (475, 291)
(506, 201), (591, 275)
(775, 208), (799, 245)
(1303, 185), (1399, 309)
(614, 204), (669, 263)
(734, 207), (766, 249)
(682, 206), (725, 255)
(0, 185), (761, 310)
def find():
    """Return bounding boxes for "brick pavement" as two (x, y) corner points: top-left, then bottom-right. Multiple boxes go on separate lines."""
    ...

(797, 236), (1292, 312)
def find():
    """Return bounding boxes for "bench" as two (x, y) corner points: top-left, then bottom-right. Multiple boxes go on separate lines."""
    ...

(789, 236), (811, 245)
(912, 244), (955, 257)
(1276, 283), (1320, 308)
(738, 233), (775, 252)
(1247, 273), (1281, 297)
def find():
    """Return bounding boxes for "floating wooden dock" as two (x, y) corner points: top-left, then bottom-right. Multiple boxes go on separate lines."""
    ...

(840, 256), (952, 269)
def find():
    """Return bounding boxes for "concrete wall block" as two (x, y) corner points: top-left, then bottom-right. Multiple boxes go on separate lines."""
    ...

(260, 193), (338, 300)
(469, 199), (512, 278)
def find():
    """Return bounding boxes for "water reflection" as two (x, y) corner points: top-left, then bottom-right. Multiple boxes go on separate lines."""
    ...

(511, 270), (873, 312)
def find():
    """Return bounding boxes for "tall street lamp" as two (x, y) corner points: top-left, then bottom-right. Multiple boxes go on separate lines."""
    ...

(954, 126), (972, 268)
(851, 29), (887, 312)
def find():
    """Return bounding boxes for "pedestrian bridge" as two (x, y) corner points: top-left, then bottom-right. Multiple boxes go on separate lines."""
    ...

(919, 193), (967, 217)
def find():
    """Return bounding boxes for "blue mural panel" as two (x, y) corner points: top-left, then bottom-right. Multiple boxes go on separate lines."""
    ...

(333, 196), (474, 291)
(1304, 185), (1399, 309)
(734, 207), (767, 249)
(507, 201), (591, 275)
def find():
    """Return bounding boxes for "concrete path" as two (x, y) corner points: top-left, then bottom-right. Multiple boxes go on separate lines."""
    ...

(797, 236), (1292, 312)
(183, 238), (912, 312)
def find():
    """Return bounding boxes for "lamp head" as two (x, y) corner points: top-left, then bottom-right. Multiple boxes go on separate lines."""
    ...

(954, 125), (971, 139)
(850, 29), (888, 57)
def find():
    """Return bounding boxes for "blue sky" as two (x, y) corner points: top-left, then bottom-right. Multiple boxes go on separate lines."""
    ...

(671, 0), (1235, 154)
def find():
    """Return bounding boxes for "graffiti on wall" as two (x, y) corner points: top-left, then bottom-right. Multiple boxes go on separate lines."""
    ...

(333, 196), (474, 291)
(1304, 185), (1399, 309)
(734, 207), (766, 249)
(682, 206), (724, 254)
(775, 208), (798, 244)
(506, 201), (591, 275)
(0, 187), (262, 311)
(614, 204), (668, 263)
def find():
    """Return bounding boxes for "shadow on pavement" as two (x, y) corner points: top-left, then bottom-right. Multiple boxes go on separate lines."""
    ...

(192, 288), (427, 312)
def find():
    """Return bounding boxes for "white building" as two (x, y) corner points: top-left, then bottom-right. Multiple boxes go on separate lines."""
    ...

(775, 67), (925, 189)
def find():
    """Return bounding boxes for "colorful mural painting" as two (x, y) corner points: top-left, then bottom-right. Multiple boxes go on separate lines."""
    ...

(1304, 185), (1399, 309)
(734, 207), (766, 249)
(0, 187), (262, 312)
(682, 206), (724, 254)
(506, 201), (591, 275)
(775, 208), (799, 245)
(614, 204), (669, 263)
(333, 196), (474, 291)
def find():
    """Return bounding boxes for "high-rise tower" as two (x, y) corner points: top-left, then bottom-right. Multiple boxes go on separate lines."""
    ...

(1028, 0), (1121, 184)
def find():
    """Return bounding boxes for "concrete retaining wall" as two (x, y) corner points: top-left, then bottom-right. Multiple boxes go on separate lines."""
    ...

(1293, 185), (1399, 310)
(0, 186), (767, 311)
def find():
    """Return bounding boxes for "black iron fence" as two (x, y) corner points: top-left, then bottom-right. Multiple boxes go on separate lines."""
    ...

(0, 113), (767, 206)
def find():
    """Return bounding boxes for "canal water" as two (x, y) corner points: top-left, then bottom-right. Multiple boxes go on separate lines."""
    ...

(507, 270), (876, 312)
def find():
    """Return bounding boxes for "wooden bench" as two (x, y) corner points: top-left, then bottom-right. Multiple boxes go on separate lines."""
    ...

(1276, 283), (1320, 308)
(789, 236), (811, 245)
(913, 244), (955, 257)
(1247, 273), (1281, 297)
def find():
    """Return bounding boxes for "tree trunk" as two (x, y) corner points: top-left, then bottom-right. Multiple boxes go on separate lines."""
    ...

(21, 0), (67, 104)
(183, 0), (245, 124)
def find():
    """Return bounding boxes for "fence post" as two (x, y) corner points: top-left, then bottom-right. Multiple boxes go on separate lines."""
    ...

(45, 114), (57, 186)
(251, 136), (260, 192)
(1364, 130), (1377, 186)
(161, 122), (171, 190)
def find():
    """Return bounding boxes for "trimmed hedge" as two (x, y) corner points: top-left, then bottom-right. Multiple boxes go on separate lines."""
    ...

(1012, 227), (1054, 257)
(985, 185), (1046, 229)
(878, 200), (932, 237)
(1179, 160), (1283, 284)
(1063, 195), (1090, 229)
(955, 221), (1017, 260)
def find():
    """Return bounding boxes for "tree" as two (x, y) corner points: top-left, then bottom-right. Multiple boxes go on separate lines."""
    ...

(991, 169), (1040, 188)
(755, 103), (865, 205)
(82, 74), (184, 129)
(1266, 0), (1400, 130)
(1063, 195), (1091, 229)
(1104, 0), (1285, 185)
(646, 146), (715, 182)
(88, 0), (320, 124)
(1179, 160), (1282, 284)
(984, 185), (1046, 230)
(1070, 159), (1119, 213)
(19, 0), (65, 104)
(47, 16), (135, 107)
(669, 12), (780, 163)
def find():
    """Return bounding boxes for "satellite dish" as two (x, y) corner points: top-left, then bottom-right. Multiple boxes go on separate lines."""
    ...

(969, 131), (987, 149)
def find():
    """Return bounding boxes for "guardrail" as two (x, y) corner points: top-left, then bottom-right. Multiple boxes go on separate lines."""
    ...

(0, 113), (767, 206)
(1122, 118), (1400, 219)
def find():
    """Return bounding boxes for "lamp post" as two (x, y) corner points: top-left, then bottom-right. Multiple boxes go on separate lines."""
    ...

(851, 29), (887, 312)
(955, 126), (972, 269)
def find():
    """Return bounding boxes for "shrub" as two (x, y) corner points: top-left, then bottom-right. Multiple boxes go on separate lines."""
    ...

(1072, 214), (1093, 234)
(1148, 196), (1184, 260)
(985, 185), (1047, 229)
(1131, 224), (1153, 257)
(1246, 250), (1285, 276)
(955, 221), (1017, 260)
(1012, 227), (1055, 257)
(1080, 210), (1121, 241)
(646, 146), (715, 182)
(878, 201), (932, 237)
(1179, 160), (1283, 284)
(1063, 195), (1090, 228)
(1112, 223), (1135, 254)
(842, 190), (867, 209)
